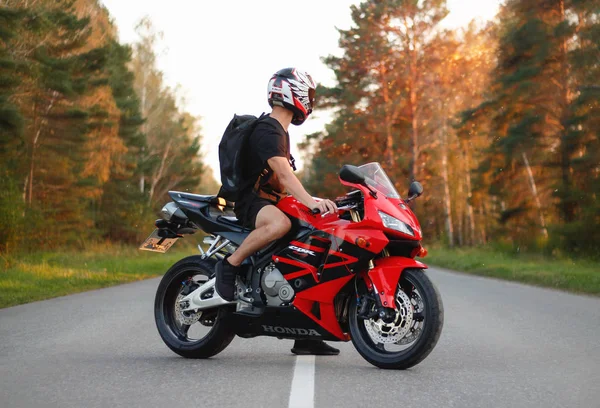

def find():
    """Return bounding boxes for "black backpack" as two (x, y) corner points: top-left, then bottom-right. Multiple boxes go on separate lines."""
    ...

(217, 113), (266, 202)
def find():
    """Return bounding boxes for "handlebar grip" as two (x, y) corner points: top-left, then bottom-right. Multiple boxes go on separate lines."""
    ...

(311, 208), (321, 215)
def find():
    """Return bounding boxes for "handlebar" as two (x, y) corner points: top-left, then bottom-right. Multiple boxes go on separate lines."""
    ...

(312, 198), (357, 215)
(312, 207), (332, 217)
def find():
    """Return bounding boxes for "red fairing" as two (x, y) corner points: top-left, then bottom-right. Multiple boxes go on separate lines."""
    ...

(277, 197), (390, 255)
(293, 275), (354, 340)
(339, 180), (423, 241)
(368, 257), (427, 309)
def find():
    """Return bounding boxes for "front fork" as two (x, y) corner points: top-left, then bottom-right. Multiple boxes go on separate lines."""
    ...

(358, 255), (428, 320)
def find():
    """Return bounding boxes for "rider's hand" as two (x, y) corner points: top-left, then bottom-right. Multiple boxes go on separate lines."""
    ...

(312, 199), (338, 215)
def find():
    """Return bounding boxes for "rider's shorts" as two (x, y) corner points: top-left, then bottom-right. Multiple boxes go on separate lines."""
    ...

(234, 193), (274, 229)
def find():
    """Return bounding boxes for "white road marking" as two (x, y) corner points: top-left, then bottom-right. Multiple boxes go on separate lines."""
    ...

(288, 355), (316, 408)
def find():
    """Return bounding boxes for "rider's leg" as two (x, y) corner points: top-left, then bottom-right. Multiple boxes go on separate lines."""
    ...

(228, 205), (291, 266)
(215, 205), (291, 300)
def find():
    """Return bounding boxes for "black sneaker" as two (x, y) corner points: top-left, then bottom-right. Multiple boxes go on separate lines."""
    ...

(215, 258), (238, 301)
(291, 340), (340, 356)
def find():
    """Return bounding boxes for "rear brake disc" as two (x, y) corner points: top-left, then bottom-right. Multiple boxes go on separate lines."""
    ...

(175, 294), (202, 325)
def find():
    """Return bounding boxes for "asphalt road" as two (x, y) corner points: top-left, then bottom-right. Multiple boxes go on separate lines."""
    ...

(1, 266), (599, 408)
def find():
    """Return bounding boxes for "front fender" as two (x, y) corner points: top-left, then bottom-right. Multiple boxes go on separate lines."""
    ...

(367, 257), (428, 309)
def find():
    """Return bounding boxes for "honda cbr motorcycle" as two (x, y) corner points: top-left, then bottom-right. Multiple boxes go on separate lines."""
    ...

(142, 163), (443, 369)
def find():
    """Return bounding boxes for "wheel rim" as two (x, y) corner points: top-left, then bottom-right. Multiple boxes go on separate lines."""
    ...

(359, 274), (427, 354)
(163, 268), (220, 343)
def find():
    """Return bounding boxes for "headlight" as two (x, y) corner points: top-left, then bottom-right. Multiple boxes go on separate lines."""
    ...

(378, 211), (415, 236)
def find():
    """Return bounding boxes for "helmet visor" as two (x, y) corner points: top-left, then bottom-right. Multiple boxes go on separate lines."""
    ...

(308, 87), (316, 113)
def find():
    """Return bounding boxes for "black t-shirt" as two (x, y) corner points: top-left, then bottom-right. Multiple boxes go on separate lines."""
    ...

(245, 115), (290, 179)
(235, 115), (290, 208)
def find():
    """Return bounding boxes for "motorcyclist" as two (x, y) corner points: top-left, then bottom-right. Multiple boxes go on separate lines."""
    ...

(215, 68), (339, 356)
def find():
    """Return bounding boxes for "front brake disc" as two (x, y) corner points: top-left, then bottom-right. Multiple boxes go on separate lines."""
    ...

(363, 287), (414, 344)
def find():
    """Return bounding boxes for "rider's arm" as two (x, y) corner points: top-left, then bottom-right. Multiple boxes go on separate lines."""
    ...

(268, 156), (337, 213)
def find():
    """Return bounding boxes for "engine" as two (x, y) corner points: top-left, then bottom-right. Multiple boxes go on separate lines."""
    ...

(261, 263), (295, 306)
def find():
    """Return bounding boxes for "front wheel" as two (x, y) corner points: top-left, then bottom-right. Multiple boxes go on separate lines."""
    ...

(154, 256), (235, 358)
(349, 269), (444, 369)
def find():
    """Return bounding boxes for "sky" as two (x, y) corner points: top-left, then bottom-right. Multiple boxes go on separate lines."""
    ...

(100, 0), (502, 178)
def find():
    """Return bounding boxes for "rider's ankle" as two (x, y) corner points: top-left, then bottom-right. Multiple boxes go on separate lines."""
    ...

(226, 255), (241, 267)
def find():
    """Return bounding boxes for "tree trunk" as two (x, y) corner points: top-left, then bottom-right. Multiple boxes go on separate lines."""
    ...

(380, 65), (394, 169)
(457, 175), (464, 247)
(27, 151), (34, 205)
(522, 152), (549, 239)
(139, 70), (147, 194)
(22, 174), (28, 205)
(27, 91), (57, 206)
(441, 125), (454, 247)
(558, 0), (575, 223)
(139, 146), (145, 193)
(408, 69), (418, 181)
(464, 145), (476, 246)
(148, 139), (173, 204)
(479, 204), (487, 244)
(406, 34), (419, 182)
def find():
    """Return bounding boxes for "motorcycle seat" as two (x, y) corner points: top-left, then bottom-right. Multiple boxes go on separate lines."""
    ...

(217, 215), (245, 228)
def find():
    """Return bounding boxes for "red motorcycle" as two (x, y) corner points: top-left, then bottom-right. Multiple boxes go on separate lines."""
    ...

(143, 163), (443, 369)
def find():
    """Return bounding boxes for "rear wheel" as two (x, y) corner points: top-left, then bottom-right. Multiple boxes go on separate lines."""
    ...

(154, 256), (235, 358)
(349, 269), (443, 369)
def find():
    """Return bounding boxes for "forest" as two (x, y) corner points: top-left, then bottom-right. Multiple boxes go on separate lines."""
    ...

(301, 0), (599, 257)
(0, 0), (213, 252)
(1, 0), (599, 260)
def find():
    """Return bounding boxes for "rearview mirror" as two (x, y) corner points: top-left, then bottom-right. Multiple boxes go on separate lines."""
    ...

(339, 165), (366, 185)
(407, 181), (423, 201)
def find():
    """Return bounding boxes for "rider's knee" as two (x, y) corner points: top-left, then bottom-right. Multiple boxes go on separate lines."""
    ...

(279, 215), (292, 235)
(265, 214), (291, 239)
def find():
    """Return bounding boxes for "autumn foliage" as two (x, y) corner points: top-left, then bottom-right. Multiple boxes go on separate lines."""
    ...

(302, 0), (600, 256)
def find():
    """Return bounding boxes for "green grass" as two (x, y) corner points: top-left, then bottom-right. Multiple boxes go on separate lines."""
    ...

(0, 244), (197, 309)
(427, 246), (600, 295)
(3, 243), (598, 309)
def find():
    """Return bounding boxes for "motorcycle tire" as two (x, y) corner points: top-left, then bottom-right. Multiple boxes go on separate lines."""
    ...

(154, 255), (235, 358)
(349, 268), (444, 369)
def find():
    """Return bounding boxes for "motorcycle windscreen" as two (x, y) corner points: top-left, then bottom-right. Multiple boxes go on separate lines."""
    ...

(358, 162), (400, 199)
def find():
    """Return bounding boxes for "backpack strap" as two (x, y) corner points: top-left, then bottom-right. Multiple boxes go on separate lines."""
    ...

(252, 172), (287, 203)
(257, 112), (267, 122)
